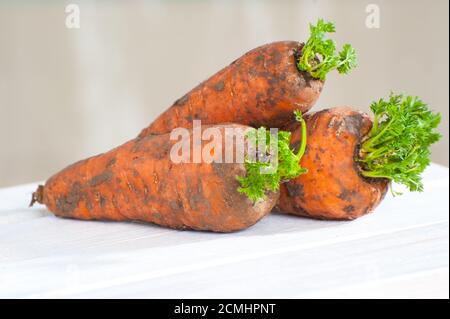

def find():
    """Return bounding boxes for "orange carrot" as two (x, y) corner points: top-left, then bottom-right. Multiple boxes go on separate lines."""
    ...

(277, 94), (441, 220)
(276, 107), (388, 220)
(139, 41), (323, 137)
(31, 124), (279, 232)
(139, 20), (357, 136)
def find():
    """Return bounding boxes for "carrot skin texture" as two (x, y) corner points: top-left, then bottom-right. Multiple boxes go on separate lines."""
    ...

(277, 107), (388, 220)
(37, 124), (279, 232)
(139, 41), (323, 136)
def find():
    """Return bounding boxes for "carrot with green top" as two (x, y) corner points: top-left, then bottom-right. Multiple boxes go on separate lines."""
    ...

(139, 19), (356, 136)
(31, 113), (308, 232)
(277, 94), (441, 220)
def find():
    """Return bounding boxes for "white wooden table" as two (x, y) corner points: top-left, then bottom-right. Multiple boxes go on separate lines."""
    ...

(0, 164), (448, 299)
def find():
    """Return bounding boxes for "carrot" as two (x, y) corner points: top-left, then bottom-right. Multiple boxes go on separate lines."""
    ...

(276, 107), (388, 220)
(138, 19), (356, 137)
(277, 95), (441, 220)
(30, 120), (306, 232)
(30, 124), (277, 232)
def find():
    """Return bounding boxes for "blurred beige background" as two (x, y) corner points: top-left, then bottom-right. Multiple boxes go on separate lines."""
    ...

(0, 0), (448, 187)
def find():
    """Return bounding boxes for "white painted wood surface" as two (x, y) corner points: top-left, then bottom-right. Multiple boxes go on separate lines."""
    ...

(0, 164), (448, 298)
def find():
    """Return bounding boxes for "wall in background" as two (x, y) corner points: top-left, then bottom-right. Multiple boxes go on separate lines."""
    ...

(0, 0), (448, 187)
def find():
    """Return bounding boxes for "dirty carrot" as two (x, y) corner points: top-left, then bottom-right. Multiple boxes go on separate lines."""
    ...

(138, 19), (356, 137)
(31, 118), (306, 232)
(277, 95), (441, 220)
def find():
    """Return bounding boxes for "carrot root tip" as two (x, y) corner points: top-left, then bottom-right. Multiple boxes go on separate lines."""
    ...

(30, 185), (44, 207)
